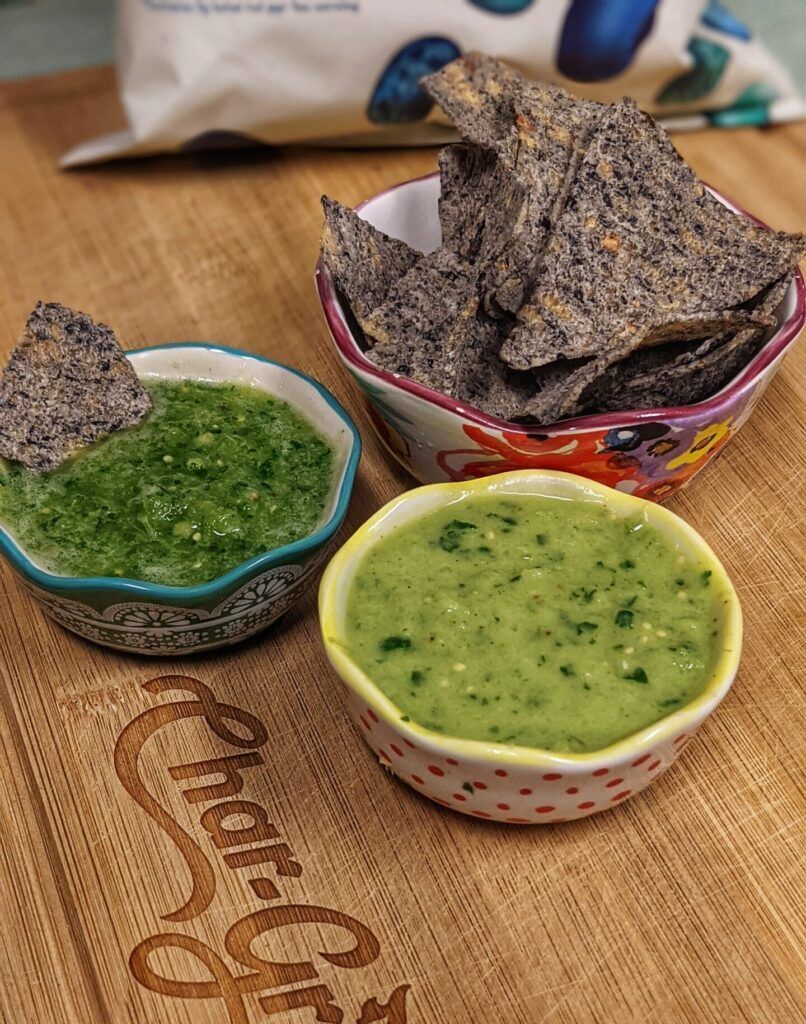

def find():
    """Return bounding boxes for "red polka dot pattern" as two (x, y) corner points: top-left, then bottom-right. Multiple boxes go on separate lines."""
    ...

(349, 696), (675, 823)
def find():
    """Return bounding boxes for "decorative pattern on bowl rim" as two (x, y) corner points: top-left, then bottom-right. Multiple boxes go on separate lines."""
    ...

(0, 343), (361, 654)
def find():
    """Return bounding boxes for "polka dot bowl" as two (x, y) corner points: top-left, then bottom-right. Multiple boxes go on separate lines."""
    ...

(318, 470), (742, 823)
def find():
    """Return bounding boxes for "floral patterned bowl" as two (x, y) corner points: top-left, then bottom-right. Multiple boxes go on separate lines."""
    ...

(319, 470), (742, 824)
(316, 171), (805, 501)
(0, 343), (361, 656)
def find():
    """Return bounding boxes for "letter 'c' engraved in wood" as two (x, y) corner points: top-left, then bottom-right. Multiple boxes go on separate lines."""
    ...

(114, 675), (268, 922)
(121, 676), (412, 1021)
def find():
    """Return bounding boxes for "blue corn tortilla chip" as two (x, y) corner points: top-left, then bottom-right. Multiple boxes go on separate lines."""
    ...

(362, 249), (482, 394)
(424, 56), (603, 316)
(438, 144), (503, 261)
(501, 99), (806, 372)
(453, 317), (536, 421)
(320, 197), (421, 331)
(0, 302), (151, 471)
(580, 276), (791, 413)
(518, 307), (776, 423)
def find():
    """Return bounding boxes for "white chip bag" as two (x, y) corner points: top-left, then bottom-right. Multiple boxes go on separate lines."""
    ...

(63, 0), (803, 166)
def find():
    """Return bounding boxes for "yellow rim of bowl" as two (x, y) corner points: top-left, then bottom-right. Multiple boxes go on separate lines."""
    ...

(319, 470), (743, 770)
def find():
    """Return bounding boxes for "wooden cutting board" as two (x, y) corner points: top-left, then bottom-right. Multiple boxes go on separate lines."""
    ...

(0, 68), (804, 1024)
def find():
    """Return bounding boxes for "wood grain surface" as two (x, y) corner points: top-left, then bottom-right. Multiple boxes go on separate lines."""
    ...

(0, 68), (803, 1024)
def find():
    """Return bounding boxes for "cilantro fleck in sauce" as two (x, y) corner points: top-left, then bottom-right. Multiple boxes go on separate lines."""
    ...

(345, 495), (728, 753)
(0, 380), (334, 586)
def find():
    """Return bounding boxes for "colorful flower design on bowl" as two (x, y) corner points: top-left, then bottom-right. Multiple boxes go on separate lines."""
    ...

(315, 171), (805, 500)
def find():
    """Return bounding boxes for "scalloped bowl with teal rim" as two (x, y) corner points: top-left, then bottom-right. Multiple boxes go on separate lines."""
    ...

(0, 343), (361, 656)
(319, 470), (742, 824)
(316, 171), (805, 500)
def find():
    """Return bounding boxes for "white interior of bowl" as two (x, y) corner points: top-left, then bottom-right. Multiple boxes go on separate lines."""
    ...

(358, 173), (442, 254)
(356, 173), (797, 326)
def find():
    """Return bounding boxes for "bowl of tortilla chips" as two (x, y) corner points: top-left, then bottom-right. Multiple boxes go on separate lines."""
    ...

(316, 55), (805, 500)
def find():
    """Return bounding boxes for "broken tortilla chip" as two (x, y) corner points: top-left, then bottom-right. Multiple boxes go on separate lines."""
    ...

(320, 196), (420, 330)
(363, 249), (480, 394)
(518, 307), (775, 424)
(0, 302), (152, 472)
(501, 99), (806, 371)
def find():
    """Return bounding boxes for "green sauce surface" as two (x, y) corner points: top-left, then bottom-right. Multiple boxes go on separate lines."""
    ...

(0, 380), (334, 586)
(345, 494), (728, 753)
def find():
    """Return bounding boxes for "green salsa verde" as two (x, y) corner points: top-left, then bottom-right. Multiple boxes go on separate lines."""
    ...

(345, 494), (729, 753)
(0, 380), (334, 586)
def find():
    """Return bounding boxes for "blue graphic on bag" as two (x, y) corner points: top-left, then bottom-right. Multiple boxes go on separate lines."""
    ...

(468, 0), (535, 13)
(701, 2), (752, 42)
(367, 37), (462, 125)
(557, 0), (660, 82)
(656, 37), (730, 105)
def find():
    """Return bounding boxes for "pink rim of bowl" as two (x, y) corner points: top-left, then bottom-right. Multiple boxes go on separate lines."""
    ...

(315, 171), (805, 438)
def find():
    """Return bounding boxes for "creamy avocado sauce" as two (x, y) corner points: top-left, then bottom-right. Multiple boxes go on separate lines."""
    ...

(345, 495), (726, 753)
(0, 380), (334, 586)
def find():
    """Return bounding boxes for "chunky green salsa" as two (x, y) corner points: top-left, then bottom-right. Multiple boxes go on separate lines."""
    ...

(345, 494), (728, 753)
(0, 380), (334, 586)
